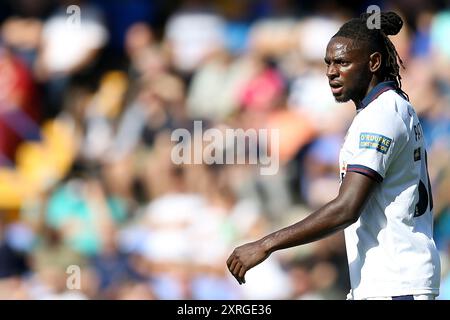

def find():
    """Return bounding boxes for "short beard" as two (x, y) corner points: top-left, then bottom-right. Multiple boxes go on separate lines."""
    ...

(334, 95), (351, 103)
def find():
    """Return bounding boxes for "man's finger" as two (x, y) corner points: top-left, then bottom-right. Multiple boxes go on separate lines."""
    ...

(233, 263), (244, 284)
(231, 269), (241, 284)
(232, 260), (241, 276)
(227, 257), (242, 284)
(226, 252), (235, 267)
(228, 258), (238, 273)
(232, 263), (243, 284)
(238, 265), (247, 284)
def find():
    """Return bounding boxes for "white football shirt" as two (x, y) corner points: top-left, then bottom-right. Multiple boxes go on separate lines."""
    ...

(339, 81), (441, 299)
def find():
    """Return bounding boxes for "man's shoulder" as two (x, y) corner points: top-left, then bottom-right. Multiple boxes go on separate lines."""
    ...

(365, 89), (407, 111)
(360, 90), (411, 126)
(353, 92), (411, 145)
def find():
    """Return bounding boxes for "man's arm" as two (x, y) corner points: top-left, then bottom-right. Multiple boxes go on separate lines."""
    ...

(226, 171), (376, 284)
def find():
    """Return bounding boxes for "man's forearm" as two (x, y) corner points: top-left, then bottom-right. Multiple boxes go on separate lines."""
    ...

(226, 172), (375, 284)
(260, 198), (356, 254)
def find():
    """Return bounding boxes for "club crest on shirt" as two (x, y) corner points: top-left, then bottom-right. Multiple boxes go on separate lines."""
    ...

(359, 132), (392, 154)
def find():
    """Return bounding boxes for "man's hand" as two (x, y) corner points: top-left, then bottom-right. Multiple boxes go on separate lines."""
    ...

(226, 240), (271, 285)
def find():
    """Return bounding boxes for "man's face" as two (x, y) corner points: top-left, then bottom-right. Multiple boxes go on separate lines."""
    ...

(324, 37), (372, 103)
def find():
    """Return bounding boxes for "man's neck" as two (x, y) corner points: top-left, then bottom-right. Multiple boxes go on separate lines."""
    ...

(353, 77), (382, 110)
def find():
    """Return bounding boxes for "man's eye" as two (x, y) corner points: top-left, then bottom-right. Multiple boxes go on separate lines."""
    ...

(340, 61), (350, 66)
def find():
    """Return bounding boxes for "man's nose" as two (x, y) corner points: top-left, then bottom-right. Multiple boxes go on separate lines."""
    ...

(326, 64), (339, 79)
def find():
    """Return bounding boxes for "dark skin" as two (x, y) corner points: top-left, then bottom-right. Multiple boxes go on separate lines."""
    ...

(325, 37), (382, 106)
(227, 36), (385, 284)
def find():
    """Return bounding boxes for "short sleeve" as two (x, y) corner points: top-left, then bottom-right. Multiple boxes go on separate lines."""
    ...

(346, 108), (408, 182)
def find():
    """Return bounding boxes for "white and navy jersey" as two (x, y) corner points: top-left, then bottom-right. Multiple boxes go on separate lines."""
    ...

(339, 81), (441, 299)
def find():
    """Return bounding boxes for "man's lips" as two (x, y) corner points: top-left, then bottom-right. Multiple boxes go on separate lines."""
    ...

(331, 86), (343, 95)
(329, 82), (343, 95)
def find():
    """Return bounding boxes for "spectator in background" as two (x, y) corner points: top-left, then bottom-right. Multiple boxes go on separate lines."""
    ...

(90, 228), (146, 299)
(124, 22), (166, 83)
(0, 216), (30, 279)
(27, 226), (91, 300)
(109, 72), (187, 161)
(0, 45), (41, 167)
(34, 0), (108, 118)
(93, 0), (157, 53)
(164, 0), (226, 80)
(45, 161), (127, 257)
(1, 15), (43, 69)
(0, 215), (31, 299)
(81, 70), (128, 161)
(186, 49), (257, 121)
(285, 257), (326, 300)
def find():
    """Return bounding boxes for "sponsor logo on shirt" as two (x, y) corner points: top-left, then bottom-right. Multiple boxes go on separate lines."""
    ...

(359, 132), (392, 154)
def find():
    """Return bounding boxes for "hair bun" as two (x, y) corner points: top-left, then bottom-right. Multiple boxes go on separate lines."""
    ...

(381, 12), (403, 35)
(360, 11), (403, 36)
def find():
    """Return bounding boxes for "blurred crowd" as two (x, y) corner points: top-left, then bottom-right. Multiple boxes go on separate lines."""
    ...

(0, 0), (449, 300)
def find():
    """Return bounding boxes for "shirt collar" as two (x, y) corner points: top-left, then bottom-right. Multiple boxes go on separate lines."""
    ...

(357, 81), (398, 111)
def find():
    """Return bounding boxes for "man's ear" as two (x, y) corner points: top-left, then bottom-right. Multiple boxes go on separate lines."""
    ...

(369, 52), (382, 73)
